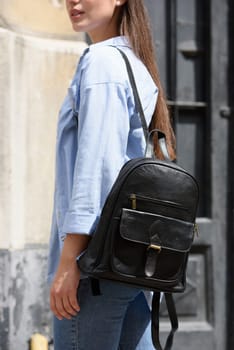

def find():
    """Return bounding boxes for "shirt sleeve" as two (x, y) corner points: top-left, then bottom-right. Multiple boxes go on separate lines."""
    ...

(61, 82), (131, 236)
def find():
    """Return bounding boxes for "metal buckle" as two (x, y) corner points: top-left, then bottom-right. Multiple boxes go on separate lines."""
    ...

(147, 244), (161, 252)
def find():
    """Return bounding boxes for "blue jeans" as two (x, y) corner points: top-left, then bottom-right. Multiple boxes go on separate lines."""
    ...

(53, 278), (154, 350)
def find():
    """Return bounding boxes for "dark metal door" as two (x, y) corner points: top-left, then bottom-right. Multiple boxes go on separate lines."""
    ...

(145, 1), (229, 349)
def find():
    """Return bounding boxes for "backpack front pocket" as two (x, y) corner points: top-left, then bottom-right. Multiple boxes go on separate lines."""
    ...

(111, 208), (194, 284)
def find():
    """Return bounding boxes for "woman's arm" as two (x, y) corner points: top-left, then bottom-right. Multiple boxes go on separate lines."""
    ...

(50, 234), (90, 320)
(51, 63), (130, 319)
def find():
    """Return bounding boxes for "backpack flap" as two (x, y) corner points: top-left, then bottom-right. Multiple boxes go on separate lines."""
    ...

(120, 208), (194, 250)
(115, 208), (195, 284)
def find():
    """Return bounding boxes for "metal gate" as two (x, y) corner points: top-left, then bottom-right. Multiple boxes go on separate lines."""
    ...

(145, 0), (230, 349)
(227, 0), (234, 349)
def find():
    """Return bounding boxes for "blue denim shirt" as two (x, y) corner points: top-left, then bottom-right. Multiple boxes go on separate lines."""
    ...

(48, 36), (158, 283)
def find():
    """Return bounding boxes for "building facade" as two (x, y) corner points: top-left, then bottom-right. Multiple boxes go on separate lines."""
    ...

(0, 1), (86, 348)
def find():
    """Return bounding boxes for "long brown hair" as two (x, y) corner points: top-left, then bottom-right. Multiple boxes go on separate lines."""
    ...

(119, 0), (176, 159)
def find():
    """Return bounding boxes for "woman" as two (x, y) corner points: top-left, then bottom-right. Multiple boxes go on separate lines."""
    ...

(48, 0), (176, 349)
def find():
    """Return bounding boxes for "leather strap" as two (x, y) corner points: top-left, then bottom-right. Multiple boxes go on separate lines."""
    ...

(145, 246), (160, 277)
(145, 129), (170, 160)
(116, 48), (149, 143)
(152, 292), (178, 350)
(90, 278), (101, 296)
(115, 48), (170, 161)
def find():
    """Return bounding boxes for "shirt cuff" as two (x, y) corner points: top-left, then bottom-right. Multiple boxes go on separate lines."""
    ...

(61, 211), (98, 238)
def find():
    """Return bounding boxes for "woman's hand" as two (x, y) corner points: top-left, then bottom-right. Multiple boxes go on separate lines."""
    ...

(50, 233), (90, 320)
(50, 257), (81, 320)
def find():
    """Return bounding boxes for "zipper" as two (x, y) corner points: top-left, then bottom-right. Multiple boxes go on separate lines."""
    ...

(130, 194), (137, 210)
(130, 193), (188, 211)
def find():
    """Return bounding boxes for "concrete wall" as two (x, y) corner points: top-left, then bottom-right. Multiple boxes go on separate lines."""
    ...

(0, 1), (87, 348)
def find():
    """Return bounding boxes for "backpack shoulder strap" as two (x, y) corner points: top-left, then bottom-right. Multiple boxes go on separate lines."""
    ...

(115, 47), (171, 161)
(115, 48), (149, 143)
(152, 292), (178, 350)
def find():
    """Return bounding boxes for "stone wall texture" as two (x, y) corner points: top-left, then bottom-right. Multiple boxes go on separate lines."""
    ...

(0, 1), (87, 348)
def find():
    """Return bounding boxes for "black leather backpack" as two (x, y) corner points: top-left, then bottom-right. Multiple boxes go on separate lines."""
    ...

(78, 49), (199, 350)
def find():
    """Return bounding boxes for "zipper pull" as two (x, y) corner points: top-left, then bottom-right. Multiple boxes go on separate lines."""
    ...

(130, 194), (137, 210)
(194, 223), (199, 238)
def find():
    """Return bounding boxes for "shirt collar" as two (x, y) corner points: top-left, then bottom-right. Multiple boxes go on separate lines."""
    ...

(88, 36), (130, 51)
